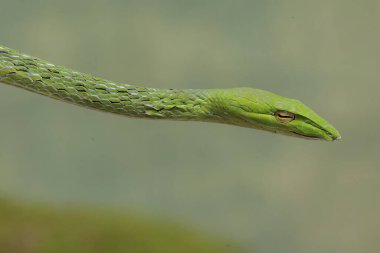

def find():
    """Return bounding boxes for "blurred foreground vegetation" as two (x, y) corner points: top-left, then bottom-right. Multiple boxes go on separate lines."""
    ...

(0, 196), (241, 253)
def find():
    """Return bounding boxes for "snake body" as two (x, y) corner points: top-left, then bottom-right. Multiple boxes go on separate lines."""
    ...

(0, 45), (215, 121)
(0, 44), (340, 140)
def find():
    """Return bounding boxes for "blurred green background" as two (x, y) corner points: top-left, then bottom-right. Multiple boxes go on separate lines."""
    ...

(0, 0), (379, 252)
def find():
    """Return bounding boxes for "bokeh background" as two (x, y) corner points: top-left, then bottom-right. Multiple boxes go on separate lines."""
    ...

(0, 0), (379, 252)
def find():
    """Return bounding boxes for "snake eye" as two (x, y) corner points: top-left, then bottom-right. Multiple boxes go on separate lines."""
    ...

(275, 110), (295, 124)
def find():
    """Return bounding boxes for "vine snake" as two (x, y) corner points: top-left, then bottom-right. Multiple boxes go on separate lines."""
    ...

(0, 44), (340, 141)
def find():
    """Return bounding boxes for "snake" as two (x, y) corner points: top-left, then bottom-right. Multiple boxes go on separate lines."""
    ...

(0, 44), (340, 141)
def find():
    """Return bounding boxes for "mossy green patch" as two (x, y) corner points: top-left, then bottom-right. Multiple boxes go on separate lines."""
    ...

(0, 197), (242, 253)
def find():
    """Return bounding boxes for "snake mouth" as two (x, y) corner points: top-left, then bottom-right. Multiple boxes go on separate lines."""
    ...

(291, 131), (340, 141)
(290, 131), (321, 140)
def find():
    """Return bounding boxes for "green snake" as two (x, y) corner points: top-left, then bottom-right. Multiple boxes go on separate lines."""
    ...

(0, 44), (340, 141)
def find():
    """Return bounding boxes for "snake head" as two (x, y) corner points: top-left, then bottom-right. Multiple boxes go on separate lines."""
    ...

(213, 88), (341, 141)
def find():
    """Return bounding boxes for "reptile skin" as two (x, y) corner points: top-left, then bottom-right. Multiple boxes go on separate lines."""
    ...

(0, 44), (341, 140)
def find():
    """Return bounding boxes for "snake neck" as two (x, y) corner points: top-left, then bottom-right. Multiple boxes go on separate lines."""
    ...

(101, 87), (215, 120)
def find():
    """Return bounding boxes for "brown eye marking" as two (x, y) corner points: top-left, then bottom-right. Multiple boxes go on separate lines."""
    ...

(275, 110), (295, 124)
